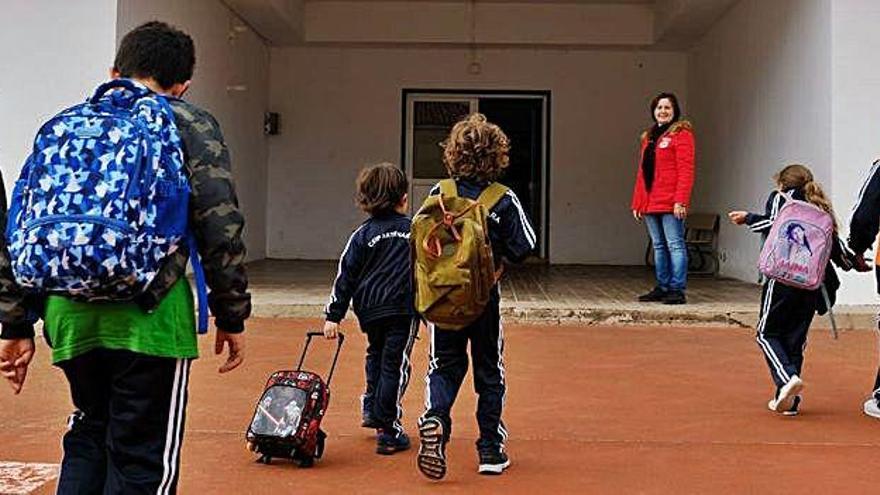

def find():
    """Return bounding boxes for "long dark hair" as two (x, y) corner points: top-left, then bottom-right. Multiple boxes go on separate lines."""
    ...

(649, 92), (682, 124)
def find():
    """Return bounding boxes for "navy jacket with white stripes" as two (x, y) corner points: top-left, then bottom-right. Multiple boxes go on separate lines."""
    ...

(325, 212), (414, 325)
(428, 178), (537, 267)
(848, 159), (880, 293)
(746, 188), (853, 313)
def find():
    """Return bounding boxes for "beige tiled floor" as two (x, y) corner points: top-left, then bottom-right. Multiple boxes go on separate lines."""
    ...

(245, 259), (876, 329)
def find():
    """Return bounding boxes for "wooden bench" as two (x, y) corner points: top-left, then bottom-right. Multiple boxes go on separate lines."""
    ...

(644, 213), (720, 276)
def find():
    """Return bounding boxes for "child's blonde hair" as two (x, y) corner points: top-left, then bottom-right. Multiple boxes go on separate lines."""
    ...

(441, 113), (510, 181)
(775, 164), (838, 231)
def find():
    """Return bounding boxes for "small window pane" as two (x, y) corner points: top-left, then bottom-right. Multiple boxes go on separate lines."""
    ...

(413, 101), (470, 179)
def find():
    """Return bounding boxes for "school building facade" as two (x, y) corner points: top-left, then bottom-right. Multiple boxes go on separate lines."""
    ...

(2, 0), (880, 303)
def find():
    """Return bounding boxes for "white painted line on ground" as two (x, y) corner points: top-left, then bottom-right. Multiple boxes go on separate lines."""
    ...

(0, 462), (59, 495)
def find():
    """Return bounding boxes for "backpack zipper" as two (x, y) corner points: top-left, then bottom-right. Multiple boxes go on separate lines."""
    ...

(24, 214), (134, 235)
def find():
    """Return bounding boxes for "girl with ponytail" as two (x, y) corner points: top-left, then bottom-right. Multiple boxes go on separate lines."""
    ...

(728, 164), (856, 416)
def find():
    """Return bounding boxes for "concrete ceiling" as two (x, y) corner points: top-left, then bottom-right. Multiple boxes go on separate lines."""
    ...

(223, 0), (737, 48)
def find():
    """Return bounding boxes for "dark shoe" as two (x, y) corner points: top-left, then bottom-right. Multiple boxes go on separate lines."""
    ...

(782, 395), (802, 417)
(662, 290), (686, 305)
(417, 417), (447, 480)
(361, 414), (381, 429)
(478, 448), (511, 475)
(376, 432), (411, 455)
(638, 287), (668, 302)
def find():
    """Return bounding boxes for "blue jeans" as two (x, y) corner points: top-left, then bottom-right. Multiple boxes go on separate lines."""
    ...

(644, 213), (687, 292)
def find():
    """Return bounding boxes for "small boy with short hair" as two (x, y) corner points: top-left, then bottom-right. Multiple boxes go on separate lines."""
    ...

(323, 163), (418, 455)
(416, 113), (535, 479)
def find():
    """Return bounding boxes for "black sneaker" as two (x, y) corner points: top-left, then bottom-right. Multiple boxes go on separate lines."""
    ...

(662, 290), (686, 305)
(478, 448), (511, 475)
(376, 432), (411, 455)
(417, 417), (447, 480)
(783, 395), (802, 416)
(638, 287), (668, 302)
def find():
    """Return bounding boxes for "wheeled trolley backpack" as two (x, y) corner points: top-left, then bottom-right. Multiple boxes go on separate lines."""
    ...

(246, 331), (344, 467)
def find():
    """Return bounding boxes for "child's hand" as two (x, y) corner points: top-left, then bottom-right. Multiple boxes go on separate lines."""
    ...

(632, 210), (642, 222)
(323, 321), (339, 340)
(0, 338), (35, 395)
(853, 253), (873, 272)
(728, 211), (748, 225)
(215, 330), (245, 374)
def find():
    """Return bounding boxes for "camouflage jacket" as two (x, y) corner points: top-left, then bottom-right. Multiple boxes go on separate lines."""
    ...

(0, 98), (251, 339)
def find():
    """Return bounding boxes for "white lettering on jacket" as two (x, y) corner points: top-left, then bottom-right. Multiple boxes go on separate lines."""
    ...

(367, 231), (411, 247)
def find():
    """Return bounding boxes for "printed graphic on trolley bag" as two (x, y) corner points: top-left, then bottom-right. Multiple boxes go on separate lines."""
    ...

(246, 331), (344, 467)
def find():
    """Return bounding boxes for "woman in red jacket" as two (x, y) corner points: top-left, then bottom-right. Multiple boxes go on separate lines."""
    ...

(631, 92), (695, 305)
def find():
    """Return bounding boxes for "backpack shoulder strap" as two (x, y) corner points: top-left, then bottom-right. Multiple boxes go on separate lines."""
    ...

(476, 182), (509, 210)
(439, 179), (458, 198)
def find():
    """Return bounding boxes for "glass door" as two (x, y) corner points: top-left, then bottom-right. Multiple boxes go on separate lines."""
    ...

(404, 96), (477, 215)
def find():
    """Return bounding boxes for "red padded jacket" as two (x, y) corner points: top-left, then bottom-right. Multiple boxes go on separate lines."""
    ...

(631, 121), (695, 214)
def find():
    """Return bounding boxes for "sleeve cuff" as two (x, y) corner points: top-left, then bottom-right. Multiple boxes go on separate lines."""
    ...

(214, 318), (244, 334)
(847, 236), (869, 255)
(1, 322), (35, 340)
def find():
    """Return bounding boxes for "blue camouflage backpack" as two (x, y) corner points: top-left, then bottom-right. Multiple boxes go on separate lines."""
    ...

(6, 79), (204, 316)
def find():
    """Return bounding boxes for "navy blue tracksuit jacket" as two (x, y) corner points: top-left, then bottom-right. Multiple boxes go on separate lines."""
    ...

(324, 211), (417, 435)
(325, 212), (414, 325)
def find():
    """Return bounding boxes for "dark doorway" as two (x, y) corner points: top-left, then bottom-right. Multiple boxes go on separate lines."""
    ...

(479, 97), (545, 256)
(402, 90), (549, 258)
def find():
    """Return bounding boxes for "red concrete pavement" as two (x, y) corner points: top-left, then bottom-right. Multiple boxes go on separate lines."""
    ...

(2, 318), (880, 494)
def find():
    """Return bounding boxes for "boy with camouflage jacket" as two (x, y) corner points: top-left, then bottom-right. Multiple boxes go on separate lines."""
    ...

(0, 22), (250, 494)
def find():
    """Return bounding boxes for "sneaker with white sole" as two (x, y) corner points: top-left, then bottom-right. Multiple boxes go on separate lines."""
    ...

(417, 417), (447, 480)
(864, 398), (880, 419)
(768, 375), (804, 413)
(478, 448), (511, 475)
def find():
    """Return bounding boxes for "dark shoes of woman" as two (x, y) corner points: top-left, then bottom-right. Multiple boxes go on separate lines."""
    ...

(638, 287), (686, 304)
(662, 290), (686, 305)
(638, 287), (667, 302)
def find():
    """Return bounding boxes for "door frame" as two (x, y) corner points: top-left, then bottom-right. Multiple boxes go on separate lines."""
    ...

(400, 89), (551, 259)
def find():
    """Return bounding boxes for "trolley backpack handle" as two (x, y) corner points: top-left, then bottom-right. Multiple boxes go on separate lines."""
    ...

(297, 331), (345, 387)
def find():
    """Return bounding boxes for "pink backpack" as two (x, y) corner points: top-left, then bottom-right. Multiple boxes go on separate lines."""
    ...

(758, 196), (834, 291)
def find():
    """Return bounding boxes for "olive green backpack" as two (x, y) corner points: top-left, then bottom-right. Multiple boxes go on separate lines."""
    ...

(411, 179), (508, 330)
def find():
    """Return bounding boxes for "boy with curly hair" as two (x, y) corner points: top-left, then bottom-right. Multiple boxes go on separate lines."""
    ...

(416, 113), (535, 480)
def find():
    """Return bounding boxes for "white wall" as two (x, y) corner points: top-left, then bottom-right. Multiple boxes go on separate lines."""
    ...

(831, 0), (880, 304)
(267, 46), (687, 262)
(305, 1), (654, 46)
(0, 0), (117, 192)
(688, 0), (832, 282)
(117, 0), (270, 260)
